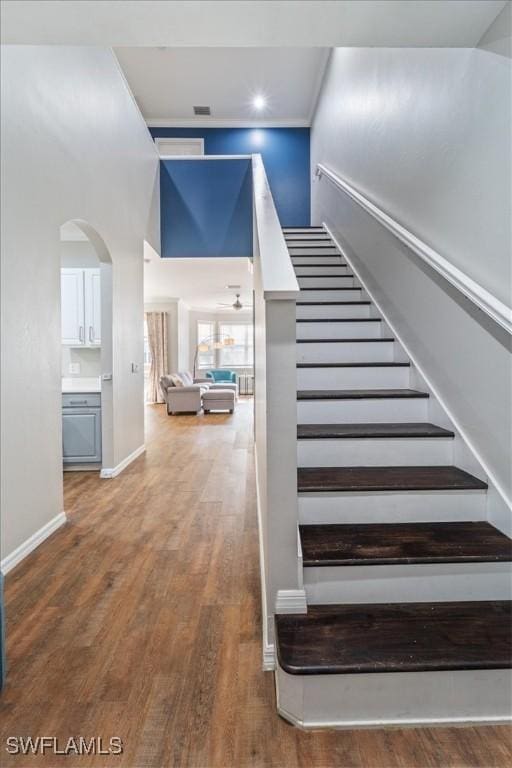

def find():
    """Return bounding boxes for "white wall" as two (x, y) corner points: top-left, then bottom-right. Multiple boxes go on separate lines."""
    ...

(311, 44), (512, 505)
(312, 46), (511, 305)
(1, 46), (159, 561)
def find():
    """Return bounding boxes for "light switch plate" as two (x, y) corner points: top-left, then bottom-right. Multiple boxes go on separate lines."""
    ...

(131, 363), (139, 373)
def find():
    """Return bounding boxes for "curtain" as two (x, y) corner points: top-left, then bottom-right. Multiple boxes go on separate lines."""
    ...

(146, 312), (168, 404)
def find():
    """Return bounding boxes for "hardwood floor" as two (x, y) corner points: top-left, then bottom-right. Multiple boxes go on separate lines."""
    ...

(1, 400), (511, 767)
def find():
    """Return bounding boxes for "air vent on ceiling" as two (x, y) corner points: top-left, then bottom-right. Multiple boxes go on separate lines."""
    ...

(226, 284), (241, 290)
(193, 106), (211, 116)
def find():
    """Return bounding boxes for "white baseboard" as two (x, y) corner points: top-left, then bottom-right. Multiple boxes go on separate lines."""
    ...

(100, 444), (145, 479)
(275, 589), (307, 614)
(1, 511), (67, 575)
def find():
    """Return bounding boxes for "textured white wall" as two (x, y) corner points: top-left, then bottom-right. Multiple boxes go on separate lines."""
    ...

(311, 45), (512, 505)
(1, 46), (159, 560)
(312, 46), (511, 305)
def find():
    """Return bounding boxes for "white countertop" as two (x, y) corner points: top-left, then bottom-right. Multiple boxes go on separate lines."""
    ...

(62, 377), (101, 393)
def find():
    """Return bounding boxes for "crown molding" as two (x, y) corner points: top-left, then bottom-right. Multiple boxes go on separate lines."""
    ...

(146, 117), (310, 129)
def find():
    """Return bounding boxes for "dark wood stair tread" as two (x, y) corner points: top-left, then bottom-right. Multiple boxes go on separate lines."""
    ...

(296, 337), (393, 343)
(297, 273), (354, 278)
(297, 388), (426, 399)
(300, 522), (511, 567)
(288, 244), (338, 249)
(297, 362), (410, 368)
(300, 286), (360, 290)
(297, 422), (454, 439)
(275, 601), (512, 675)
(293, 263), (348, 268)
(297, 466), (488, 492)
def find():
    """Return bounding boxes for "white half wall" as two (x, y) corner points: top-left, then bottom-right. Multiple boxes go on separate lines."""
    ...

(311, 45), (512, 507)
(1, 46), (159, 562)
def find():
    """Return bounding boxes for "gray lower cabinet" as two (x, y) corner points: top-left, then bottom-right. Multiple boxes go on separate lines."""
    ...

(62, 393), (102, 464)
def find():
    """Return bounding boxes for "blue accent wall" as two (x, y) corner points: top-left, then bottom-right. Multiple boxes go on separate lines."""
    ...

(150, 127), (310, 227)
(161, 158), (252, 258)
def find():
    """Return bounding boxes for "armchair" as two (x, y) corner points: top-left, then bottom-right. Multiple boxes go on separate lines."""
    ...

(205, 369), (237, 385)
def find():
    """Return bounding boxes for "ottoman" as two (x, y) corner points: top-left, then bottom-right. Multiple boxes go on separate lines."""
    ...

(202, 388), (235, 414)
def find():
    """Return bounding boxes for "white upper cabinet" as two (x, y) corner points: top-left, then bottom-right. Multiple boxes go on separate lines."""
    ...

(61, 268), (86, 345)
(84, 269), (101, 345)
(61, 267), (101, 346)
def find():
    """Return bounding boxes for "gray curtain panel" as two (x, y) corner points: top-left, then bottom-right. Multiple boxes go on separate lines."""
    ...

(146, 312), (168, 403)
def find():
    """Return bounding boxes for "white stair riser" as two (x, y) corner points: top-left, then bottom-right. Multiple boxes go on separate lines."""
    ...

(299, 289), (363, 301)
(289, 247), (340, 256)
(276, 667), (512, 729)
(292, 256), (344, 266)
(298, 489), (487, 524)
(283, 228), (325, 234)
(298, 437), (454, 467)
(296, 321), (382, 339)
(297, 365), (410, 389)
(297, 340), (395, 364)
(297, 397), (428, 423)
(296, 304), (371, 319)
(286, 239), (333, 247)
(294, 266), (350, 276)
(304, 563), (511, 605)
(297, 277), (355, 288)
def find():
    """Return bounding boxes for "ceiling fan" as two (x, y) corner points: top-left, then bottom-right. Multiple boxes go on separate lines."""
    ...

(217, 293), (244, 311)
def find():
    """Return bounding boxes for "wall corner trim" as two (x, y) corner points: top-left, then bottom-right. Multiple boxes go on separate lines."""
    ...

(275, 589), (308, 614)
(1, 511), (67, 575)
(100, 444), (145, 479)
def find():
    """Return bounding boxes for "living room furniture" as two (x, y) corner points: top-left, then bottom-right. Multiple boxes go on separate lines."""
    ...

(205, 369), (237, 385)
(203, 388), (235, 414)
(160, 373), (207, 414)
(160, 372), (238, 415)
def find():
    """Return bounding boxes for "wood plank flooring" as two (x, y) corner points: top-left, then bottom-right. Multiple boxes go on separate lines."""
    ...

(1, 400), (511, 767)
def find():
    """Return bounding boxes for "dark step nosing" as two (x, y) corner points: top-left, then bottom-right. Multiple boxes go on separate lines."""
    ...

(297, 423), (454, 439)
(275, 601), (512, 675)
(297, 274), (355, 278)
(300, 521), (511, 567)
(297, 466), (488, 493)
(296, 338), (394, 343)
(296, 318), (382, 323)
(300, 287), (363, 292)
(297, 362), (409, 368)
(296, 301), (371, 306)
(288, 244), (338, 249)
(297, 388), (425, 400)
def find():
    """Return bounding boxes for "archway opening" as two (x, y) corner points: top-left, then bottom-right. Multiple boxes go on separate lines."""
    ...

(59, 220), (113, 476)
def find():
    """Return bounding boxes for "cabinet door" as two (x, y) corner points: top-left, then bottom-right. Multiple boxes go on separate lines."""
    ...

(62, 408), (102, 463)
(84, 268), (101, 346)
(61, 269), (85, 345)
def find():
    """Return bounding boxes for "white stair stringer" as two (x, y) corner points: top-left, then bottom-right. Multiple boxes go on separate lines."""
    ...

(276, 666), (512, 729)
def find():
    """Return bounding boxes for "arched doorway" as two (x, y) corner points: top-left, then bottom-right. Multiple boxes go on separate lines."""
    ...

(60, 220), (114, 472)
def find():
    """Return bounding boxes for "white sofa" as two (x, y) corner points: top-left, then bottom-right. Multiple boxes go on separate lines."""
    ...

(160, 372), (237, 415)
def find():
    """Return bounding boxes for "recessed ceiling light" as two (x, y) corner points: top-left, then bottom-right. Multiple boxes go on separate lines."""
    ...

(253, 94), (266, 111)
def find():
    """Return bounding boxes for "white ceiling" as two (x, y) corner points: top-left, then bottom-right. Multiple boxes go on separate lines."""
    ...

(144, 256), (253, 312)
(1, 1), (506, 47)
(115, 47), (329, 125)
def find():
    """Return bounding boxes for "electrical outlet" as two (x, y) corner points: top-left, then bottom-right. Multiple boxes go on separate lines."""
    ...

(69, 363), (80, 375)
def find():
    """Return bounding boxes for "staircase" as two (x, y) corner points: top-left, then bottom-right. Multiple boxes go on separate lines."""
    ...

(273, 225), (512, 728)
